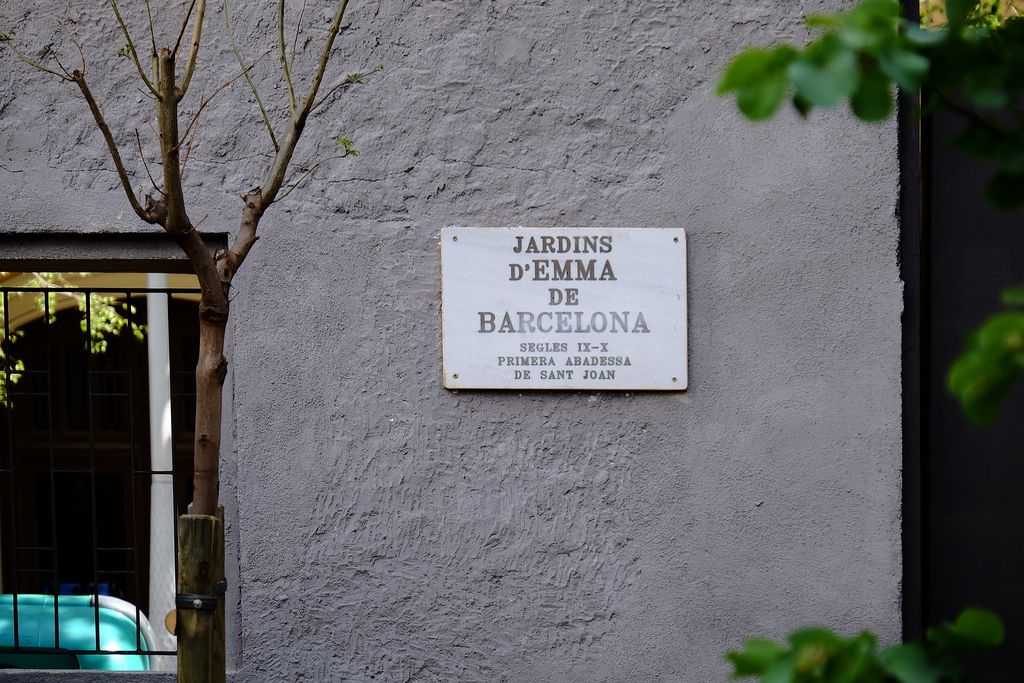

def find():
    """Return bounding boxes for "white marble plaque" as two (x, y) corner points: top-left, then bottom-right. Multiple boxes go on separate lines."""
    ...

(441, 227), (687, 390)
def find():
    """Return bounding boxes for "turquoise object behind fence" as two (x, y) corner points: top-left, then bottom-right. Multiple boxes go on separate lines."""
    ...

(0, 594), (149, 671)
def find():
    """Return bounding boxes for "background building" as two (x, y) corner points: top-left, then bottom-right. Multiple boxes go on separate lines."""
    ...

(0, 1), (903, 680)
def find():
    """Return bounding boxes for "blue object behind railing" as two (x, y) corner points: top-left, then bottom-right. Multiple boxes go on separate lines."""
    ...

(0, 594), (149, 671)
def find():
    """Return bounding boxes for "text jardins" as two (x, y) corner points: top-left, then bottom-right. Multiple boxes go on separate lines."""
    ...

(477, 233), (651, 335)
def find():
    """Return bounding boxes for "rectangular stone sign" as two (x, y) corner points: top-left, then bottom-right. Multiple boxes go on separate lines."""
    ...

(441, 227), (687, 390)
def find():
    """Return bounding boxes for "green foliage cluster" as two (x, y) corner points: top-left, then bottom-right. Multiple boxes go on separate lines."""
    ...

(947, 287), (1024, 424)
(0, 273), (145, 405)
(719, 0), (1024, 425)
(718, 0), (1024, 210)
(921, 0), (1024, 29)
(727, 608), (1004, 682)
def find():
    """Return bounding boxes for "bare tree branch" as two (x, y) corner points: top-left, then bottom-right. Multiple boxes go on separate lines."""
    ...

(290, 0), (308, 68)
(224, 0), (279, 151)
(50, 49), (74, 79)
(57, 22), (87, 74)
(0, 35), (75, 81)
(176, 0), (206, 99)
(278, 0), (298, 116)
(135, 128), (165, 195)
(173, 0), (198, 55)
(72, 70), (161, 224)
(144, 0), (158, 62)
(276, 151), (354, 201)
(220, 0), (352, 280)
(181, 115), (200, 177)
(176, 51), (269, 151)
(298, 0), (350, 119)
(107, 0), (160, 97)
(311, 65), (380, 113)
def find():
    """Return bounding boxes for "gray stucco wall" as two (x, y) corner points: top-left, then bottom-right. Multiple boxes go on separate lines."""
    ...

(1, 0), (902, 681)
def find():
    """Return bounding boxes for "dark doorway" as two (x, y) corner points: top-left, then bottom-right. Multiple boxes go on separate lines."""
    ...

(917, 106), (1024, 676)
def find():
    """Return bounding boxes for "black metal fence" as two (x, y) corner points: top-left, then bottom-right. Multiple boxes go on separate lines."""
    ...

(0, 284), (199, 669)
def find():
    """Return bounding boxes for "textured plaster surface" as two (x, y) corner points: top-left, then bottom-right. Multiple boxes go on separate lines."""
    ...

(0, 0), (902, 681)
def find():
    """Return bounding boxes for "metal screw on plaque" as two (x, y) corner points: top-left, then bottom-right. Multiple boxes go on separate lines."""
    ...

(672, 377), (678, 382)
(452, 235), (458, 241)
(673, 237), (679, 243)
(453, 373), (459, 379)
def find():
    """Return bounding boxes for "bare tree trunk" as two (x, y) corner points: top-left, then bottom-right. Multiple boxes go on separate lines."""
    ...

(2, 4), (358, 679)
(193, 313), (228, 516)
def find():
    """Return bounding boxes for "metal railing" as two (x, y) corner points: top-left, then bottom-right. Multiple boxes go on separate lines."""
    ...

(0, 284), (199, 670)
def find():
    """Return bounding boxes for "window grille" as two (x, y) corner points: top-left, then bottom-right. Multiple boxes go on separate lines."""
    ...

(0, 277), (198, 671)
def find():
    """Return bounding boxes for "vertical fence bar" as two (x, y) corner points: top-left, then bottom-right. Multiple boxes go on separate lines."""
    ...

(44, 291), (60, 649)
(3, 291), (20, 648)
(85, 292), (101, 652)
(126, 291), (143, 652)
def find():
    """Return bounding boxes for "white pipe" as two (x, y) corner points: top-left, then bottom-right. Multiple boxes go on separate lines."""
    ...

(146, 273), (176, 670)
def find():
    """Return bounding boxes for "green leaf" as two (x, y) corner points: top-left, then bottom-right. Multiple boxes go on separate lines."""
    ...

(792, 94), (812, 118)
(948, 312), (1024, 425)
(949, 608), (1005, 648)
(878, 44), (929, 91)
(830, 631), (884, 683)
(788, 36), (861, 107)
(806, 14), (839, 28)
(1003, 286), (1024, 306)
(718, 46), (798, 120)
(963, 82), (1010, 108)
(336, 137), (360, 156)
(851, 65), (894, 122)
(838, 0), (901, 52)
(878, 643), (943, 683)
(762, 654), (797, 683)
(725, 638), (786, 677)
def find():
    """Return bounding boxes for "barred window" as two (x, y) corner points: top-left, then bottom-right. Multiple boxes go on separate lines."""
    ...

(0, 272), (198, 672)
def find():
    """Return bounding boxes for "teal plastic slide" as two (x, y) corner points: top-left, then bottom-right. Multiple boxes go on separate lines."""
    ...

(0, 594), (151, 670)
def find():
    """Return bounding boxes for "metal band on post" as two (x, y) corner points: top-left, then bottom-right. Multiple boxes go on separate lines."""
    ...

(176, 579), (226, 612)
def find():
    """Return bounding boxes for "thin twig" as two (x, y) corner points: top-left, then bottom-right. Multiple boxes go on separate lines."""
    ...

(135, 128), (165, 195)
(224, 0), (279, 150)
(279, 0), (298, 116)
(181, 107), (201, 176)
(311, 65), (382, 113)
(298, 0), (350, 119)
(173, 0), (198, 55)
(0, 35), (74, 81)
(144, 0), (158, 60)
(107, 0), (159, 97)
(58, 22), (87, 73)
(176, 51), (269, 149)
(51, 50), (73, 79)
(276, 152), (353, 201)
(177, 0), (207, 99)
(290, 0), (307, 68)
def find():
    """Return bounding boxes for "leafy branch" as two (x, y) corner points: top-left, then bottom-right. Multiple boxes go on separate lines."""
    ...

(727, 608), (1004, 682)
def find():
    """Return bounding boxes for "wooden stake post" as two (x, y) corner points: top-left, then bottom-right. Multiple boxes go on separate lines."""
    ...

(177, 507), (226, 682)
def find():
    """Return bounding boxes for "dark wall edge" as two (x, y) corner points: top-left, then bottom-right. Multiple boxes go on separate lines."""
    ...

(0, 232), (228, 273)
